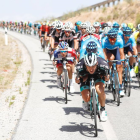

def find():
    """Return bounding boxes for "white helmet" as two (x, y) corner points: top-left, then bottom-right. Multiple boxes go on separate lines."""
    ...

(63, 23), (71, 31)
(84, 53), (97, 67)
(93, 22), (100, 27)
(80, 22), (87, 28)
(66, 22), (73, 29)
(43, 22), (46, 25)
(103, 27), (111, 35)
(86, 26), (95, 34)
(137, 24), (140, 30)
(52, 21), (56, 27)
(107, 22), (112, 27)
(85, 21), (91, 27)
(55, 20), (63, 29)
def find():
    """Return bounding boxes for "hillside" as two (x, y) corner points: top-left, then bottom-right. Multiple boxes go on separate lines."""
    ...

(63, 0), (140, 26)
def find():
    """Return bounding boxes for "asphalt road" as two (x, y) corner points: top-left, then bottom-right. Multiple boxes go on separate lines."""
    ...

(1, 29), (140, 140)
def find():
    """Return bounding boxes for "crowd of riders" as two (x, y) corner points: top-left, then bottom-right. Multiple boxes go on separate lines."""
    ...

(1, 20), (140, 122)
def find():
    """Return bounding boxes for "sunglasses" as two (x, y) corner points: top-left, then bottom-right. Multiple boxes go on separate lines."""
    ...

(65, 31), (70, 33)
(60, 50), (67, 53)
(124, 34), (131, 37)
(109, 38), (117, 42)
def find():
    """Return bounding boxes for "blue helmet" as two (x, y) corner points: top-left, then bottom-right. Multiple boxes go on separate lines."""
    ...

(58, 41), (69, 49)
(86, 41), (98, 54)
(107, 29), (118, 38)
(76, 21), (82, 26)
(113, 22), (120, 30)
(123, 27), (132, 35)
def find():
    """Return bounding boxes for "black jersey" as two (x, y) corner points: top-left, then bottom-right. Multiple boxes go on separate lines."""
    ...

(76, 57), (109, 78)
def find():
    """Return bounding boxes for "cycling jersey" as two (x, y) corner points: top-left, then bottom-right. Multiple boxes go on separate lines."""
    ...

(40, 25), (49, 33)
(28, 23), (32, 27)
(134, 31), (140, 44)
(54, 47), (77, 67)
(80, 35), (105, 59)
(102, 36), (123, 50)
(59, 31), (77, 48)
(50, 28), (62, 43)
(76, 57), (109, 91)
(38, 24), (41, 29)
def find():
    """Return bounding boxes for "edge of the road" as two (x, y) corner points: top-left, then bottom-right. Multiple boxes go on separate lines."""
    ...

(1, 31), (35, 140)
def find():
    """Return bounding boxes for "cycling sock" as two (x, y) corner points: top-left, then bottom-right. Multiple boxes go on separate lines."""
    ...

(57, 75), (61, 78)
(130, 65), (133, 69)
(69, 79), (73, 86)
(100, 106), (105, 111)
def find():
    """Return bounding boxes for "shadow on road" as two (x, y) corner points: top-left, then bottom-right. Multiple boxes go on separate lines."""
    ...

(43, 96), (71, 104)
(59, 122), (103, 137)
(40, 79), (56, 83)
(63, 107), (90, 119)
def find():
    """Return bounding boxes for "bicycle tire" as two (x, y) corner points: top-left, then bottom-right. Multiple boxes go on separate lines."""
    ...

(114, 71), (120, 106)
(92, 89), (98, 137)
(126, 65), (131, 97)
(64, 70), (68, 104)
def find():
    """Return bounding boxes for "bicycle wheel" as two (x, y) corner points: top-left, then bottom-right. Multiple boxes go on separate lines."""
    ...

(92, 89), (98, 137)
(125, 66), (131, 97)
(64, 70), (68, 104)
(114, 71), (120, 106)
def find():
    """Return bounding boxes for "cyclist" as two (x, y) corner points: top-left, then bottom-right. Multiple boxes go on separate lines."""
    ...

(102, 29), (125, 96)
(112, 22), (123, 37)
(39, 22), (49, 49)
(59, 22), (78, 50)
(93, 22), (100, 35)
(54, 41), (77, 93)
(100, 27), (111, 40)
(134, 24), (140, 57)
(74, 21), (82, 33)
(76, 52), (109, 121)
(122, 27), (137, 77)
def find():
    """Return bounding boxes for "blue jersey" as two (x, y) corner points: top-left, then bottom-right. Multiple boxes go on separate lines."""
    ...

(80, 35), (105, 59)
(74, 26), (79, 33)
(118, 29), (123, 37)
(38, 24), (41, 29)
(28, 23), (32, 27)
(122, 35), (136, 48)
(102, 36), (123, 50)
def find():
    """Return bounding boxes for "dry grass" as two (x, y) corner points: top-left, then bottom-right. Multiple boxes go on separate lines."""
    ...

(63, 0), (140, 26)
(0, 33), (22, 94)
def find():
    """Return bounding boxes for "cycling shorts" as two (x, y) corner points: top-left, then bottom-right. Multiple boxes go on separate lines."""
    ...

(53, 36), (59, 44)
(106, 48), (121, 65)
(56, 61), (73, 68)
(124, 45), (133, 54)
(41, 31), (45, 35)
(80, 77), (105, 92)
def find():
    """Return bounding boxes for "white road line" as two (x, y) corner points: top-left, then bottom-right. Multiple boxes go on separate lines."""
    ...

(100, 118), (118, 140)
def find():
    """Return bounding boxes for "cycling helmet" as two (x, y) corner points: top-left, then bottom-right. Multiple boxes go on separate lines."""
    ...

(84, 52), (97, 67)
(67, 22), (73, 29)
(137, 24), (140, 31)
(127, 23), (134, 29)
(102, 23), (108, 29)
(80, 22), (87, 28)
(64, 22), (72, 31)
(86, 26), (95, 34)
(76, 21), (82, 26)
(86, 41), (98, 54)
(55, 20), (63, 29)
(93, 22), (100, 27)
(42, 22), (46, 25)
(103, 27), (111, 35)
(123, 27), (132, 35)
(121, 23), (127, 28)
(52, 21), (56, 27)
(85, 21), (91, 27)
(113, 22), (120, 29)
(107, 29), (118, 38)
(107, 22), (112, 27)
(58, 41), (69, 49)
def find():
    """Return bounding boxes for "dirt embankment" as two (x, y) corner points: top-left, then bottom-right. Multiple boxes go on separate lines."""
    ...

(0, 33), (32, 140)
(64, 1), (140, 26)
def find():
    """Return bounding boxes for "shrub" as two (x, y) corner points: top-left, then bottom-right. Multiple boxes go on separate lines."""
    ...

(113, 12), (119, 19)
(136, 13), (140, 25)
(99, 17), (104, 21)
(102, 7), (106, 13)
(106, 15), (112, 21)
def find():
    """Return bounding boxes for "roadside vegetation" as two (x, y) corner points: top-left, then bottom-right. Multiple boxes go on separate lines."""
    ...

(0, 33), (22, 94)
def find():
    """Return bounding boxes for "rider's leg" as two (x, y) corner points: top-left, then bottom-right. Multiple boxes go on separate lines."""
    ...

(81, 89), (90, 102)
(95, 82), (105, 107)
